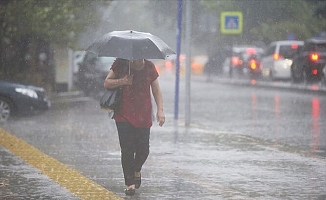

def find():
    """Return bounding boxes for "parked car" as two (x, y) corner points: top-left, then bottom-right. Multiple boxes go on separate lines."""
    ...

(260, 40), (304, 80)
(227, 45), (264, 77)
(76, 52), (116, 95)
(291, 37), (326, 83)
(0, 80), (51, 122)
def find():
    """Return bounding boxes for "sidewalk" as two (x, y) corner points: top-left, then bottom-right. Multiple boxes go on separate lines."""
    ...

(0, 145), (79, 200)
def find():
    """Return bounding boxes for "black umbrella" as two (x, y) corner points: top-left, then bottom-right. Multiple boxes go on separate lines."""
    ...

(86, 30), (175, 60)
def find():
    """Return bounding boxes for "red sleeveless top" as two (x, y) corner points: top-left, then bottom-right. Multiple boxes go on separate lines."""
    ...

(111, 59), (159, 128)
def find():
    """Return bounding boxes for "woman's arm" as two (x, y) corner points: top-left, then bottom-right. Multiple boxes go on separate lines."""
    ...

(104, 70), (133, 89)
(151, 78), (165, 126)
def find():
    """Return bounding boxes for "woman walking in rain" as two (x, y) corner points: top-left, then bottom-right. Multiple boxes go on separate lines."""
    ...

(104, 58), (165, 195)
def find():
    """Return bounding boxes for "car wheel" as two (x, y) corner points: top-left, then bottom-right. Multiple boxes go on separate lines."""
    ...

(292, 71), (303, 83)
(269, 70), (274, 81)
(320, 65), (326, 85)
(0, 97), (12, 122)
(229, 66), (233, 77)
(321, 74), (326, 85)
(291, 64), (300, 83)
(303, 70), (309, 84)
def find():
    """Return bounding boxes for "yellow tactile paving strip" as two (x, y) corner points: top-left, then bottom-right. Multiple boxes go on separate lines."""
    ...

(0, 128), (122, 200)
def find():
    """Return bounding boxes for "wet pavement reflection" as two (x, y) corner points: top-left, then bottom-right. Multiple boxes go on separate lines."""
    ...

(311, 98), (320, 152)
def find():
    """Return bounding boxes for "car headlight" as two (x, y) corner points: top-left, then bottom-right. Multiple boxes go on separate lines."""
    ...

(15, 88), (38, 98)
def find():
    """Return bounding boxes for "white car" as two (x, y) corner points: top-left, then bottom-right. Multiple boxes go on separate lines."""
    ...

(261, 40), (304, 80)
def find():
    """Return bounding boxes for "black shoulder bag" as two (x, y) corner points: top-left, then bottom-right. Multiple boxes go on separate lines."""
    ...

(99, 61), (124, 111)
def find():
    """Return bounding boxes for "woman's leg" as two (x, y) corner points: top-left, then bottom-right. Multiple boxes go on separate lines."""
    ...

(134, 128), (150, 173)
(116, 122), (135, 186)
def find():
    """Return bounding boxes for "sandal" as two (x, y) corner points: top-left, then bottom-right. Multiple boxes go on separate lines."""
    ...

(125, 185), (135, 196)
(124, 188), (135, 196)
(135, 172), (141, 189)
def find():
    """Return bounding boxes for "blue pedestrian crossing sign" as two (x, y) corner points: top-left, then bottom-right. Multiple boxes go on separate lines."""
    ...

(221, 12), (243, 34)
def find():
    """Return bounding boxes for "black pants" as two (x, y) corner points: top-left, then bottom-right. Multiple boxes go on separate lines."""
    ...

(116, 122), (150, 186)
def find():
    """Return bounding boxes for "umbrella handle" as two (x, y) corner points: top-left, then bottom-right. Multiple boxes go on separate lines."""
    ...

(127, 59), (144, 75)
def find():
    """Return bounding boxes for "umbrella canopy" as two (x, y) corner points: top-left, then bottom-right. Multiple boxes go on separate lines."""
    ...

(86, 30), (175, 60)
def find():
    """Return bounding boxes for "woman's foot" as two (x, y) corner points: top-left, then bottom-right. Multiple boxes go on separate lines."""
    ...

(135, 172), (141, 189)
(125, 184), (135, 196)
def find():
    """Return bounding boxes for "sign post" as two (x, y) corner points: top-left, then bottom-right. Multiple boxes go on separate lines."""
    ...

(174, 0), (182, 121)
(185, 0), (192, 126)
(220, 12), (243, 77)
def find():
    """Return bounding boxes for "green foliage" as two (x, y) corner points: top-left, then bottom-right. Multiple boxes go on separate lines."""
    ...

(251, 20), (309, 42)
(0, 0), (111, 47)
(200, 0), (326, 44)
(250, 0), (326, 41)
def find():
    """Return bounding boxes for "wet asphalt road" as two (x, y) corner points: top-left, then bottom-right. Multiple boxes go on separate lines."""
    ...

(0, 74), (326, 199)
(171, 75), (326, 157)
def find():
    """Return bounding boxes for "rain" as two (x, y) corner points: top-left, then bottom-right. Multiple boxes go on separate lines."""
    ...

(1, 0), (326, 199)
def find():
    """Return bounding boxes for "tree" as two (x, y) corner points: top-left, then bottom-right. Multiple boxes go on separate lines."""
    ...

(0, 0), (110, 47)
(200, 0), (326, 44)
(0, 0), (111, 89)
(250, 0), (326, 42)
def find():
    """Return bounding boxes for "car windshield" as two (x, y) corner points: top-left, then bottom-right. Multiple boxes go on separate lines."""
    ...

(279, 45), (300, 58)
